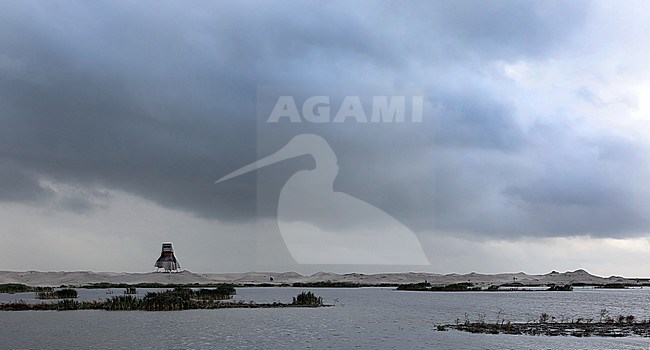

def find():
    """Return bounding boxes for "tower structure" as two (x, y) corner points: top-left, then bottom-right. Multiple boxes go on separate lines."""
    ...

(154, 242), (181, 272)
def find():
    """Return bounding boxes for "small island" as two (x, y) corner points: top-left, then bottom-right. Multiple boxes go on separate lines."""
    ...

(396, 282), (573, 292)
(439, 310), (650, 337)
(0, 284), (327, 311)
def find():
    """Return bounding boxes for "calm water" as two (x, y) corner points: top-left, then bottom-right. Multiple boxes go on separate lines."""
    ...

(1, 287), (650, 349)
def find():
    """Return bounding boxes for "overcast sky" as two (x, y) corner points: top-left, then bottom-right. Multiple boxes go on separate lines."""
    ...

(3, 1), (650, 276)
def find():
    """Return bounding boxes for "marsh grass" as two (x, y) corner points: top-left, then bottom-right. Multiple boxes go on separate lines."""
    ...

(448, 311), (650, 337)
(1, 288), (326, 311)
(0, 284), (53, 294)
(36, 289), (78, 299)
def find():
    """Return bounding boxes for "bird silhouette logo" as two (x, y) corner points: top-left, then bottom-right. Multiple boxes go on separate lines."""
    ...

(216, 134), (430, 265)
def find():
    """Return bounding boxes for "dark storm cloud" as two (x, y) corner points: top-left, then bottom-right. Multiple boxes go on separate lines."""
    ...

(5, 0), (646, 241)
(433, 89), (525, 151)
(0, 160), (51, 202)
(0, 1), (261, 219)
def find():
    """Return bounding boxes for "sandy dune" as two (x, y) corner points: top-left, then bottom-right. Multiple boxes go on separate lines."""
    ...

(0, 269), (637, 287)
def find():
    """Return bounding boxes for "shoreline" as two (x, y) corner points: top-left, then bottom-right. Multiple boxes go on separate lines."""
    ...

(0, 269), (643, 288)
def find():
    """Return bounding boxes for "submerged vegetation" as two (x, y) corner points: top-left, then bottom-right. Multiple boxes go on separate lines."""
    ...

(443, 310), (650, 337)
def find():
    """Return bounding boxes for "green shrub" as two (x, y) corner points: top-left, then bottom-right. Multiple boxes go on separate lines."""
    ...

(292, 291), (323, 306)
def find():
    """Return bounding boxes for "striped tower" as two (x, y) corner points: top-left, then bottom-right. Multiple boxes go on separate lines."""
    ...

(154, 242), (181, 272)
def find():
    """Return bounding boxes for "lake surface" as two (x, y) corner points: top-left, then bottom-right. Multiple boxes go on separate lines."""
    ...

(2, 287), (650, 349)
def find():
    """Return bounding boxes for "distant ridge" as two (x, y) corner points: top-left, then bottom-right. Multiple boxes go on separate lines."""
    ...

(0, 269), (639, 287)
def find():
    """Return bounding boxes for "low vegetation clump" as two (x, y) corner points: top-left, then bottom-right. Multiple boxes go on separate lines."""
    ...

(118, 287), (237, 310)
(547, 284), (573, 291)
(431, 283), (482, 291)
(291, 291), (324, 306)
(56, 299), (80, 311)
(499, 282), (525, 288)
(0, 284), (54, 294)
(84, 282), (240, 289)
(396, 282), (481, 292)
(36, 289), (78, 299)
(446, 310), (650, 337)
(0, 284), (33, 294)
(398, 282), (575, 292)
(0, 300), (103, 311)
(194, 286), (236, 300)
(396, 282), (431, 291)
(103, 295), (141, 310)
(140, 288), (195, 311)
(292, 281), (362, 288)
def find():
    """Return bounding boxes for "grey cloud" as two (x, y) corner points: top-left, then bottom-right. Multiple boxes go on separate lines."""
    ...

(3, 0), (646, 246)
(432, 89), (525, 151)
(575, 87), (606, 106)
(0, 161), (52, 202)
(426, 0), (590, 59)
